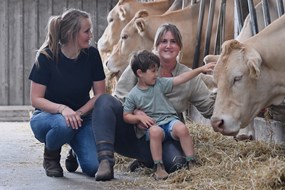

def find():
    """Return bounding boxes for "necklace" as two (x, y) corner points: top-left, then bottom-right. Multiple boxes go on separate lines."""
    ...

(61, 47), (80, 59)
(160, 67), (173, 77)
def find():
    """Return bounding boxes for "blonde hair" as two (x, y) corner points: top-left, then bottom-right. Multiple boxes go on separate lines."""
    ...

(36, 8), (91, 64)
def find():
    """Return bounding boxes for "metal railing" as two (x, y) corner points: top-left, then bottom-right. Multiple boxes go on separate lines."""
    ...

(192, 0), (285, 69)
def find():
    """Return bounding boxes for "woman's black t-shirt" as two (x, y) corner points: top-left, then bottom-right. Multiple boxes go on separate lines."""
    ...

(29, 46), (106, 111)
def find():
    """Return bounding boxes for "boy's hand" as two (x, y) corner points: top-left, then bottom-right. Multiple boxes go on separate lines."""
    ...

(202, 62), (216, 73)
(138, 115), (155, 129)
(134, 109), (155, 129)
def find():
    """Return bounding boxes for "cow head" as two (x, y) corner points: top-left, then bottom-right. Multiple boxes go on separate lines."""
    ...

(210, 39), (266, 136)
(97, 0), (173, 63)
(105, 10), (154, 79)
(97, 0), (136, 62)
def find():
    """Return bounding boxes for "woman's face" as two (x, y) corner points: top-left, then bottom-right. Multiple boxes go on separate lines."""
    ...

(77, 18), (93, 49)
(157, 31), (181, 62)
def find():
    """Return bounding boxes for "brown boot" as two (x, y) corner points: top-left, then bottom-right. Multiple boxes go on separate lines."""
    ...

(95, 142), (115, 181)
(95, 159), (114, 181)
(43, 147), (63, 177)
(153, 162), (168, 180)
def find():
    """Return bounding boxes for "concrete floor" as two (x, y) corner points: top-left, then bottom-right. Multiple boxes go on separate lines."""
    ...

(0, 122), (151, 190)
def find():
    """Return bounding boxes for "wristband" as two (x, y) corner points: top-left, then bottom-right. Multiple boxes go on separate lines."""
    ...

(57, 104), (62, 113)
(59, 105), (67, 114)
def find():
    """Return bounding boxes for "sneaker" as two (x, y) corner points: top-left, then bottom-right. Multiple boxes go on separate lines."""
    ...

(128, 159), (146, 172)
(65, 149), (78, 172)
(187, 158), (200, 170)
(153, 163), (168, 180)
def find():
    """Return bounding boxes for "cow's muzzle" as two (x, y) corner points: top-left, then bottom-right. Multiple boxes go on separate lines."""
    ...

(211, 117), (224, 133)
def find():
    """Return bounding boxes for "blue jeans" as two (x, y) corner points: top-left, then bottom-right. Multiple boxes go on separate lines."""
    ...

(146, 119), (179, 141)
(30, 110), (98, 176)
(92, 94), (186, 172)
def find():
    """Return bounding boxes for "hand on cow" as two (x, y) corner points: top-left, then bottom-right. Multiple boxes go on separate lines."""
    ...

(201, 62), (216, 74)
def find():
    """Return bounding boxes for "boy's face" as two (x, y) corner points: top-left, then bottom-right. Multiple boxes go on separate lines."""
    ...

(139, 66), (159, 86)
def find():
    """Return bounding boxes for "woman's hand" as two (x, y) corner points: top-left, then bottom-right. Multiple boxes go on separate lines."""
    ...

(61, 106), (83, 129)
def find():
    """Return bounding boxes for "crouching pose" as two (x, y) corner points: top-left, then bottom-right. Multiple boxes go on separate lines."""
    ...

(29, 8), (105, 177)
(92, 23), (215, 181)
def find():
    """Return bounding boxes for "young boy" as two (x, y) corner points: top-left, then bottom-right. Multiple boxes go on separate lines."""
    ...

(123, 50), (215, 180)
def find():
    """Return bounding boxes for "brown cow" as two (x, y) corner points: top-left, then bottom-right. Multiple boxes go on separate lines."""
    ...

(106, 0), (235, 78)
(164, 0), (194, 13)
(97, 0), (174, 62)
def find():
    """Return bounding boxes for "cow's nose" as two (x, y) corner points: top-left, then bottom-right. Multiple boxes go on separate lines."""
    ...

(210, 117), (224, 133)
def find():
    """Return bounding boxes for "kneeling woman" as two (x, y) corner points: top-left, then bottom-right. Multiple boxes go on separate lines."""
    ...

(29, 8), (105, 177)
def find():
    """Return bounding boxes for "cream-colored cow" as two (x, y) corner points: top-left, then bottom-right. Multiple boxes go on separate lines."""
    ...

(106, 0), (235, 78)
(97, 0), (174, 62)
(209, 14), (285, 136)
(204, 0), (284, 139)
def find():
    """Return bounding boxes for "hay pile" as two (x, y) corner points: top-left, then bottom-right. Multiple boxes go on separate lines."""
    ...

(114, 121), (285, 190)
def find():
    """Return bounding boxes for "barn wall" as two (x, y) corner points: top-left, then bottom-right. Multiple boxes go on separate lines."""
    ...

(0, 0), (249, 106)
(0, 0), (119, 106)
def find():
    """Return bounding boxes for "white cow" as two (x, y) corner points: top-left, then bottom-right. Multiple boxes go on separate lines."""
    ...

(106, 0), (235, 78)
(204, 0), (285, 139)
(97, 0), (174, 62)
(209, 14), (285, 136)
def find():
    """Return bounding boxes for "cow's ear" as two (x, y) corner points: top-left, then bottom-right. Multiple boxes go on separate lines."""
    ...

(204, 54), (219, 64)
(135, 18), (145, 33)
(118, 7), (127, 21)
(118, 0), (128, 5)
(118, 0), (126, 5)
(246, 48), (262, 79)
(134, 10), (149, 19)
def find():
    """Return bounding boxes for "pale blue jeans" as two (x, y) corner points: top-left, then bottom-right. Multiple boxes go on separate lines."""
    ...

(30, 110), (98, 176)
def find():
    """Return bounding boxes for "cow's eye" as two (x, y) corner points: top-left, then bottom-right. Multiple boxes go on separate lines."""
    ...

(108, 18), (113, 23)
(122, 34), (128, 40)
(233, 76), (242, 84)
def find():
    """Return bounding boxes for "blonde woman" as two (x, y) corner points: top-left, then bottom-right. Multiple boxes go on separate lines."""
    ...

(29, 8), (105, 177)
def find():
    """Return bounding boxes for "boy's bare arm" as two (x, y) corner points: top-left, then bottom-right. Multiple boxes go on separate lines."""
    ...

(173, 62), (215, 86)
(123, 112), (139, 124)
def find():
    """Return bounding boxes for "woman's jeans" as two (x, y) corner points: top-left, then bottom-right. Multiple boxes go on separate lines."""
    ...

(93, 94), (186, 173)
(30, 110), (98, 176)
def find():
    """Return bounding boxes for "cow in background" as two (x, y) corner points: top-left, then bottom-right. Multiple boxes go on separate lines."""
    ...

(106, 0), (235, 79)
(97, 0), (174, 62)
